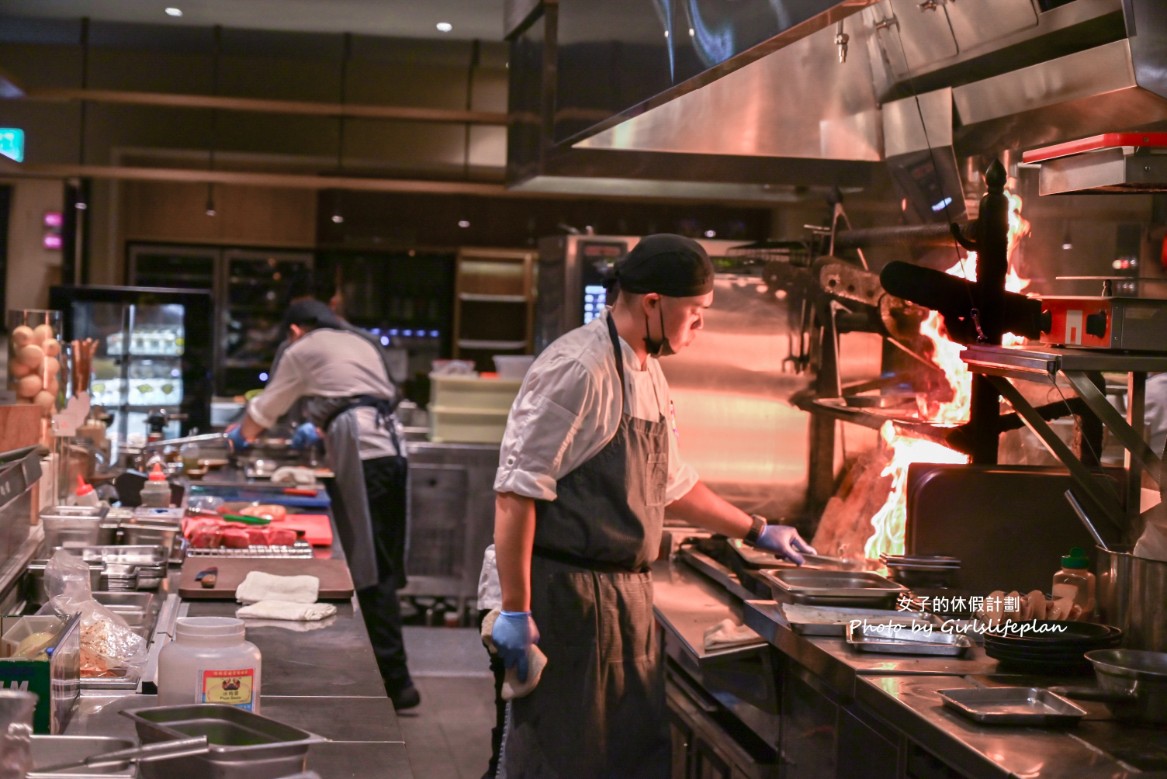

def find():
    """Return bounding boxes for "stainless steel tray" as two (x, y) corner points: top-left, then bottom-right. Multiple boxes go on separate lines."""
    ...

(938, 687), (1087, 726)
(758, 568), (906, 607)
(846, 623), (973, 657)
(81, 545), (169, 567)
(781, 604), (936, 637)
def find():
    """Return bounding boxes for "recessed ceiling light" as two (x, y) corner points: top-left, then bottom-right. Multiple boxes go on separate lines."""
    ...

(457, 219), (470, 229)
(164, 7), (183, 18)
(436, 22), (453, 33)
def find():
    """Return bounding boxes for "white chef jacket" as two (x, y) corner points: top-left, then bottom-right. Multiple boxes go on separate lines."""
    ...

(247, 328), (399, 460)
(494, 311), (699, 503)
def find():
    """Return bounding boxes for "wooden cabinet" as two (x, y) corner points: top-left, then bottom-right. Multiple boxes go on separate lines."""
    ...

(452, 248), (535, 372)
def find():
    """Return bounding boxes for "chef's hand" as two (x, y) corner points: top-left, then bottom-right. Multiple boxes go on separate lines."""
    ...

(225, 424), (250, 452)
(756, 524), (816, 566)
(291, 422), (320, 450)
(492, 610), (540, 682)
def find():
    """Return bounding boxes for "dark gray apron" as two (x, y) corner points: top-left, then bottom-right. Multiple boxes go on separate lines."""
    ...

(311, 396), (405, 592)
(501, 313), (671, 779)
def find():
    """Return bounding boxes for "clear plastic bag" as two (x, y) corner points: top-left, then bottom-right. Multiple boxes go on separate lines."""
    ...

(43, 548), (93, 601)
(37, 595), (147, 678)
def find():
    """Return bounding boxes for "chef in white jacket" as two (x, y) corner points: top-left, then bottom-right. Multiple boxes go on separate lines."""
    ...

(227, 299), (419, 710)
(489, 234), (814, 777)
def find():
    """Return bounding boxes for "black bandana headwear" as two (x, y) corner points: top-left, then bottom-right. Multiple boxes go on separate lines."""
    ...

(614, 234), (715, 298)
(614, 234), (714, 357)
(281, 299), (344, 335)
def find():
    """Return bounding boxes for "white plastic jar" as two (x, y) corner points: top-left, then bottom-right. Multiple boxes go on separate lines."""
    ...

(157, 617), (262, 712)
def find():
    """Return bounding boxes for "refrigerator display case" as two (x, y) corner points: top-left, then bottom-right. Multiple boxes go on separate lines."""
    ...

(49, 285), (214, 443)
(127, 244), (312, 396)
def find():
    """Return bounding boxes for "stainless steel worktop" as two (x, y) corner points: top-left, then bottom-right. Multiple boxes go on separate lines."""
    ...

(66, 594), (412, 779)
(655, 551), (1167, 779)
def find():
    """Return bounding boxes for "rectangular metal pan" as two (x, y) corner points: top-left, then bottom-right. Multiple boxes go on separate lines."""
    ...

(846, 623), (973, 657)
(758, 568), (906, 607)
(938, 687), (1087, 726)
(780, 604), (936, 637)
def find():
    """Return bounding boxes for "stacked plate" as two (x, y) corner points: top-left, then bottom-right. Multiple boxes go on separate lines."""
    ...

(983, 620), (1122, 675)
(879, 553), (961, 589)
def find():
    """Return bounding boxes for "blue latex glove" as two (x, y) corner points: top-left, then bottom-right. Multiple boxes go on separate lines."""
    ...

(225, 424), (249, 452)
(492, 610), (540, 682)
(755, 523), (816, 566)
(291, 422), (321, 450)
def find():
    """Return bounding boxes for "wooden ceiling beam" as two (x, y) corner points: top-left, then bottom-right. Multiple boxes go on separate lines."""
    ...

(17, 87), (508, 125)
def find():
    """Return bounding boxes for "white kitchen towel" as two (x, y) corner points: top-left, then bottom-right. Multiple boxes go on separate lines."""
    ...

(236, 600), (337, 621)
(480, 608), (548, 700)
(702, 618), (763, 651)
(235, 571), (320, 605)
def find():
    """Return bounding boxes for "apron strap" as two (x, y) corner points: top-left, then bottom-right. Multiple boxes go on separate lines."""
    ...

(605, 311), (627, 417)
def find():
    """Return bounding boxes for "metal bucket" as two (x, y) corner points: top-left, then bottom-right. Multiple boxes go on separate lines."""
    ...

(1096, 544), (1167, 652)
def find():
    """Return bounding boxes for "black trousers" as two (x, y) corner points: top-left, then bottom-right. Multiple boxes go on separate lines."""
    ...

(336, 455), (412, 694)
(478, 609), (507, 778)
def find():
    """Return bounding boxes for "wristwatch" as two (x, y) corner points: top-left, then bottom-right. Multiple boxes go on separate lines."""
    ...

(743, 514), (767, 547)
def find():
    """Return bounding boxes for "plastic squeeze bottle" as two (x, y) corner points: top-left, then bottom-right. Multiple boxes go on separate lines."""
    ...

(1052, 547), (1096, 620)
(140, 463), (172, 508)
(71, 474), (100, 507)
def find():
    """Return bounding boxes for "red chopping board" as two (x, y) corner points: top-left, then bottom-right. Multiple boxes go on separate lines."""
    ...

(275, 514), (333, 546)
(182, 514), (334, 546)
(178, 557), (354, 600)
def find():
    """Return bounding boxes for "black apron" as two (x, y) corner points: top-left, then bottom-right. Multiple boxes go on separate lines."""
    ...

(502, 313), (671, 779)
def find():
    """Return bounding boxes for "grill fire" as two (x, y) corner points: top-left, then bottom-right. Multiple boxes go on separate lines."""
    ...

(813, 189), (1033, 562)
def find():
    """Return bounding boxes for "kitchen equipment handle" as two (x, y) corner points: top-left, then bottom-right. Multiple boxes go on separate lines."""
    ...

(35, 735), (210, 772)
(1063, 489), (1110, 552)
(1049, 684), (1136, 704)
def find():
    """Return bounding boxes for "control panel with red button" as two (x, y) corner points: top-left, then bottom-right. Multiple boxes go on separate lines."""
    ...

(1039, 296), (1167, 352)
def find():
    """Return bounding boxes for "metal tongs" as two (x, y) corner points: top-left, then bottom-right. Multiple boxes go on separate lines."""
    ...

(800, 553), (863, 570)
(33, 735), (210, 774)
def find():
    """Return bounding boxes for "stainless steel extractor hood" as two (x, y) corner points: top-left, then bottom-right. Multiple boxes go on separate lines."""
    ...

(508, 0), (1167, 201)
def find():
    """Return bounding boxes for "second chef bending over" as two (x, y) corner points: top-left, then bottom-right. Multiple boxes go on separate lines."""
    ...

(491, 234), (815, 778)
(229, 299), (419, 711)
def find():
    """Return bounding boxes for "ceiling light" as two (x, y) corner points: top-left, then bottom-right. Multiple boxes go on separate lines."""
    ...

(704, 229), (717, 238)
(165, 7), (183, 18)
(436, 22), (453, 33)
(457, 219), (470, 229)
(331, 213), (345, 225)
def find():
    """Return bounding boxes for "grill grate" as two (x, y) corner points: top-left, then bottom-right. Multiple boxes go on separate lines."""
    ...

(185, 542), (314, 558)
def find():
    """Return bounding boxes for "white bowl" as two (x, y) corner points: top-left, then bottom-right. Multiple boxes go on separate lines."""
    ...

(493, 355), (534, 380)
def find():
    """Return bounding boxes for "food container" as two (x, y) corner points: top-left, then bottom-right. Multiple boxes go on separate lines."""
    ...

(492, 355), (535, 380)
(0, 612), (81, 733)
(846, 622), (973, 657)
(120, 521), (180, 563)
(938, 687), (1086, 726)
(1096, 544), (1167, 651)
(40, 504), (110, 551)
(757, 568), (907, 608)
(82, 545), (168, 590)
(24, 560), (104, 605)
(122, 703), (323, 779)
(1054, 648), (1167, 725)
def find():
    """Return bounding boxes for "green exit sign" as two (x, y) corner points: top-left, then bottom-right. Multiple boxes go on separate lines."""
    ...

(0, 128), (24, 163)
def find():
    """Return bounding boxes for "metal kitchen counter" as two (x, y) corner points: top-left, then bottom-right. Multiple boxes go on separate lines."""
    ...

(656, 552), (1167, 779)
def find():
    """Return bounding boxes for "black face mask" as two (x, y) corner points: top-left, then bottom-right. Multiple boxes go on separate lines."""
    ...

(643, 302), (674, 358)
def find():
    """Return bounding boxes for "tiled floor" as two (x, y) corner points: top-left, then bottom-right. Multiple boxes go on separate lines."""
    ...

(397, 626), (498, 779)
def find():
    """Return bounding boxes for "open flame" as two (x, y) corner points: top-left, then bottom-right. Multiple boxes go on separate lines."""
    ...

(862, 191), (1031, 559)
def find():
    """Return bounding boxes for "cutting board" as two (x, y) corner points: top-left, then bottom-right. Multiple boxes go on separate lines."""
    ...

(278, 514), (333, 546)
(182, 514), (333, 546)
(178, 557), (354, 600)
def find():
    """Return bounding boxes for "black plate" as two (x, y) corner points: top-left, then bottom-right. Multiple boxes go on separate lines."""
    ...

(983, 621), (1121, 646)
